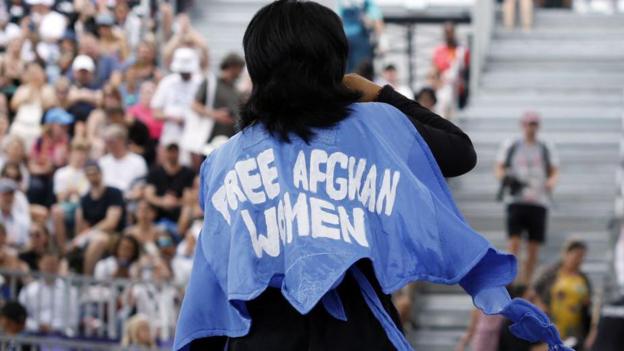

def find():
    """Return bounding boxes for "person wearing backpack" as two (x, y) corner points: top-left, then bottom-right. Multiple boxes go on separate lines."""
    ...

(495, 111), (560, 286)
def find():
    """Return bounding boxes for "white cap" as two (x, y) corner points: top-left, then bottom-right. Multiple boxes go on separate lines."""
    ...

(170, 47), (199, 74)
(26, 0), (54, 6)
(72, 55), (95, 72)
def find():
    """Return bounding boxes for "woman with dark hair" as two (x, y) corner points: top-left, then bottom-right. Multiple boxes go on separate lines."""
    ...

(94, 235), (141, 280)
(175, 2), (571, 351)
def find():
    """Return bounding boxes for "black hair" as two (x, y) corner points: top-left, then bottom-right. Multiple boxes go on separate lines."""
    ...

(564, 239), (587, 253)
(0, 301), (27, 325)
(240, 0), (361, 143)
(416, 87), (438, 105)
(115, 235), (141, 264)
(383, 64), (397, 71)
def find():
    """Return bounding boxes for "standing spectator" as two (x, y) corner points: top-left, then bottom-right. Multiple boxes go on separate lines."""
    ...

(504, 0), (534, 31)
(415, 87), (437, 111)
(72, 161), (124, 275)
(0, 178), (30, 248)
(144, 143), (194, 222)
(430, 22), (469, 119)
(151, 47), (201, 147)
(337, 0), (384, 73)
(377, 64), (412, 98)
(495, 112), (559, 285)
(18, 251), (78, 335)
(189, 53), (244, 163)
(532, 240), (592, 349)
(99, 124), (147, 195)
(9, 62), (56, 149)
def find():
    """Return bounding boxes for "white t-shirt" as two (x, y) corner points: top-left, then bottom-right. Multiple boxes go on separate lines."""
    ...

(53, 165), (89, 199)
(150, 73), (202, 145)
(99, 152), (148, 193)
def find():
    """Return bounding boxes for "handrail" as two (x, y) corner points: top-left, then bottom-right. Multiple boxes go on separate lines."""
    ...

(469, 0), (496, 97)
(610, 88), (624, 300)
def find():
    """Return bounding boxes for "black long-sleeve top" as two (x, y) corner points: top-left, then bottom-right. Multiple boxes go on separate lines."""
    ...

(376, 85), (477, 178)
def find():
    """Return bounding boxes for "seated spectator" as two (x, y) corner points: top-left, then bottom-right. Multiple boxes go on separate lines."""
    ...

(9, 62), (56, 149)
(0, 135), (29, 190)
(18, 251), (78, 335)
(178, 175), (202, 236)
(121, 314), (156, 349)
(72, 33), (120, 89)
(532, 239), (592, 349)
(94, 235), (141, 280)
(95, 12), (129, 62)
(0, 222), (27, 272)
(51, 139), (89, 249)
(119, 65), (140, 108)
(144, 143), (194, 223)
(53, 77), (72, 111)
(18, 223), (52, 271)
(128, 81), (162, 143)
(416, 87), (437, 111)
(1, 161), (25, 193)
(498, 285), (548, 351)
(72, 161), (125, 275)
(129, 39), (161, 84)
(99, 124), (147, 195)
(113, 1), (142, 52)
(0, 37), (25, 101)
(27, 0), (67, 43)
(0, 11), (20, 52)
(125, 200), (159, 256)
(57, 32), (78, 77)
(107, 106), (154, 166)
(0, 301), (29, 343)
(26, 108), (73, 209)
(0, 178), (31, 248)
(67, 54), (101, 125)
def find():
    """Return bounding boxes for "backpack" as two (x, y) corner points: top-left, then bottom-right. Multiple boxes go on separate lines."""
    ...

(504, 140), (553, 177)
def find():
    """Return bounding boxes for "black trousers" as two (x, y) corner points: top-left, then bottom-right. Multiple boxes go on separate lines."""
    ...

(190, 261), (402, 351)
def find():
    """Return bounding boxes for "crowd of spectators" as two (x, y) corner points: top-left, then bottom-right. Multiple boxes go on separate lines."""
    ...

(0, 0), (246, 347)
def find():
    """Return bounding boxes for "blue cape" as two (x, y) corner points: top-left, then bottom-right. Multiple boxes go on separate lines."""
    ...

(174, 102), (571, 351)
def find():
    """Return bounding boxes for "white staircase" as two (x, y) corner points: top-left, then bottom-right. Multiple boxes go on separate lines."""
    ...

(411, 9), (624, 351)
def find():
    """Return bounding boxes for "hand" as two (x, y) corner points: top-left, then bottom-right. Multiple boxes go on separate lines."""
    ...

(162, 193), (179, 209)
(342, 74), (382, 102)
(545, 177), (557, 192)
(212, 108), (233, 124)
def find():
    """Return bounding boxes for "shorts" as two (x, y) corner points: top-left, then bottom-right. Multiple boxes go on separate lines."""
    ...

(506, 203), (548, 243)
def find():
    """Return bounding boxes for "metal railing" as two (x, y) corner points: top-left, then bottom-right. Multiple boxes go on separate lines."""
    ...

(469, 0), (496, 96)
(0, 335), (170, 351)
(0, 269), (182, 344)
(611, 88), (624, 300)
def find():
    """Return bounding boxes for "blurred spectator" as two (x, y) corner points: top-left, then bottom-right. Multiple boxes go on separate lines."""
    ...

(0, 222), (27, 271)
(94, 235), (140, 280)
(26, 108), (73, 209)
(0, 135), (29, 190)
(0, 11), (20, 51)
(377, 64), (412, 98)
(72, 161), (124, 275)
(72, 33), (120, 89)
(0, 178), (31, 248)
(99, 124), (147, 195)
(57, 31), (78, 77)
(128, 39), (161, 84)
(0, 37), (25, 103)
(67, 54), (100, 125)
(177, 174), (201, 237)
(95, 12), (129, 62)
(51, 139), (89, 250)
(119, 65), (140, 108)
(337, 0), (384, 73)
(430, 22), (469, 119)
(0, 301), (29, 342)
(151, 47), (201, 147)
(107, 106), (154, 165)
(18, 251), (78, 335)
(144, 142), (194, 222)
(125, 200), (159, 255)
(495, 112), (559, 285)
(26, 0), (67, 42)
(415, 87), (437, 111)
(163, 14), (209, 71)
(113, 1), (142, 52)
(9, 62), (56, 149)
(121, 314), (156, 349)
(18, 223), (51, 271)
(532, 239), (592, 349)
(128, 80), (162, 143)
(504, 0), (534, 31)
(6, 0), (29, 25)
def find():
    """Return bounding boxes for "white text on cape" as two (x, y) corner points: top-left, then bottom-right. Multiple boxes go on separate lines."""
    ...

(211, 148), (401, 258)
